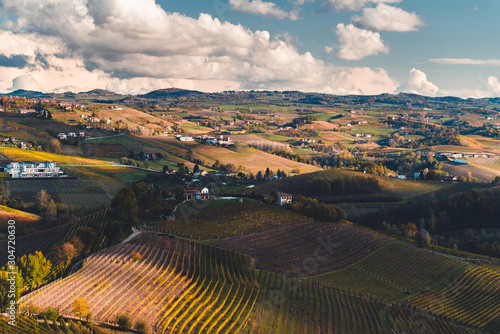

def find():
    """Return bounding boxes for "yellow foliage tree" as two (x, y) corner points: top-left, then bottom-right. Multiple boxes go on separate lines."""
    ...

(73, 298), (89, 319)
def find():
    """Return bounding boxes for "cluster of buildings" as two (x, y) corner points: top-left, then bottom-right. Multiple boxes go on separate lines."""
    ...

(354, 133), (372, 138)
(2, 161), (64, 178)
(56, 102), (86, 111)
(436, 151), (496, 159)
(346, 120), (370, 127)
(57, 131), (86, 140)
(183, 187), (212, 201)
(194, 135), (232, 146)
(175, 134), (233, 146)
(2, 137), (32, 149)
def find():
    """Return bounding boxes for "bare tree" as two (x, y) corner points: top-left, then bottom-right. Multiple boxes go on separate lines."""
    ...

(36, 190), (50, 209)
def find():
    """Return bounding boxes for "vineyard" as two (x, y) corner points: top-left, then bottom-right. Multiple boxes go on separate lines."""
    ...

(153, 201), (312, 239)
(247, 270), (478, 334)
(0, 147), (108, 165)
(14, 228), (496, 333)
(0, 224), (70, 267)
(0, 314), (97, 334)
(7, 178), (111, 208)
(0, 205), (40, 230)
(312, 241), (472, 303)
(0, 209), (110, 277)
(410, 266), (500, 332)
(20, 231), (259, 334)
(216, 221), (392, 275)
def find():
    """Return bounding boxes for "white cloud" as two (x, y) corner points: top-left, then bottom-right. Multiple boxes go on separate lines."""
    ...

(429, 58), (500, 66)
(8, 74), (40, 91)
(0, 0), (398, 95)
(294, 0), (315, 5)
(321, 0), (401, 11)
(336, 23), (389, 60)
(229, 0), (299, 20)
(324, 46), (334, 53)
(398, 68), (439, 96)
(487, 76), (500, 95)
(353, 4), (423, 32)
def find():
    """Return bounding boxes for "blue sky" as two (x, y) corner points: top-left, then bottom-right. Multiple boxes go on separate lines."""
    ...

(0, 0), (499, 97)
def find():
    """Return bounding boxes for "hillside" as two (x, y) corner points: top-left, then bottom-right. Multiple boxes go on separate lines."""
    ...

(18, 228), (492, 334)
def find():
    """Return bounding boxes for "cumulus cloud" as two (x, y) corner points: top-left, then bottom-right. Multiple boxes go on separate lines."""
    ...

(353, 4), (423, 32)
(8, 74), (40, 91)
(0, 0), (398, 95)
(321, 0), (401, 11)
(429, 58), (500, 66)
(229, 0), (299, 20)
(336, 23), (389, 60)
(398, 68), (439, 96)
(488, 76), (500, 95)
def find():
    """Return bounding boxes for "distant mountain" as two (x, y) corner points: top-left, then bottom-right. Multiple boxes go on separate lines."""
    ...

(81, 89), (121, 96)
(3, 89), (52, 98)
(138, 88), (207, 99)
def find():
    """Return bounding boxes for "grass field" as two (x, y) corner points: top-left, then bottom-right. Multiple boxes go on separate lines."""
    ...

(97, 106), (172, 129)
(183, 142), (321, 174)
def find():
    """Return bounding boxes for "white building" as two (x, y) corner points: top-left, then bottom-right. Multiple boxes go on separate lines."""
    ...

(277, 192), (293, 206)
(4, 161), (64, 178)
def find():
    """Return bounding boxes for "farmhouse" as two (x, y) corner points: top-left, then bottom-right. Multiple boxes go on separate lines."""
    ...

(3, 161), (64, 178)
(184, 187), (211, 201)
(277, 192), (293, 206)
(18, 109), (37, 115)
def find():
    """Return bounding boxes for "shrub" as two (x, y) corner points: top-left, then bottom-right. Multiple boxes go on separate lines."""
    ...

(135, 320), (149, 334)
(131, 251), (142, 261)
(117, 314), (132, 329)
(43, 306), (59, 322)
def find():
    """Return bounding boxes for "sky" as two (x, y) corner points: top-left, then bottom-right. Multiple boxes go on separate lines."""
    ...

(0, 0), (499, 98)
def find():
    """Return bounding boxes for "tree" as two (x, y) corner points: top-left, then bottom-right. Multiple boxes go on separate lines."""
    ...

(43, 139), (61, 153)
(43, 306), (59, 323)
(54, 242), (76, 266)
(266, 190), (279, 205)
(73, 298), (89, 319)
(162, 165), (170, 174)
(18, 251), (52, 290)
(177, 162), (187, 175)
(36, 190), (50, 209)
(173, 186), (185, 201)
(135, 320), (149, 334)
(117, 314), (132, 329)
(193, 164), (200, 174)
(265, 167), (271, 179)
(405, 222), (418, 238)
(111, 187), (139, 230)
(416, 231), (431, 248)
(45, 199), (57, 222)
(0, 268), (23, 312)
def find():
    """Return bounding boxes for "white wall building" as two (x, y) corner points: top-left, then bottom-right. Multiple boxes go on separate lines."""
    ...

(4, 161), (64, 178)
